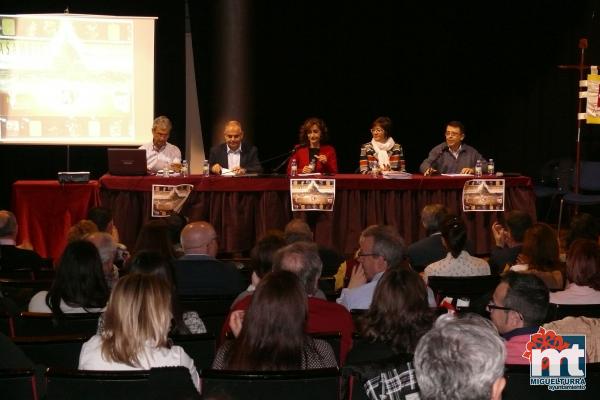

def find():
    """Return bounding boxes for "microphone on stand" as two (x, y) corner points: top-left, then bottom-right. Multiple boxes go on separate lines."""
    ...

(424, 145), (448, 176)
(271, 145), (305, 174)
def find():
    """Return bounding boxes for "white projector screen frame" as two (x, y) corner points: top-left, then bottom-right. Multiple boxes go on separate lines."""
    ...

(0, 13), (156, 145)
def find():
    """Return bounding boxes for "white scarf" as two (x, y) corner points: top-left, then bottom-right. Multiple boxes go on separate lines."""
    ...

(371, 137), (395, 167)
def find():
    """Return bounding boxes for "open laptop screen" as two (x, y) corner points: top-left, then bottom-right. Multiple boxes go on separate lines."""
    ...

(107, 148), (148, 176)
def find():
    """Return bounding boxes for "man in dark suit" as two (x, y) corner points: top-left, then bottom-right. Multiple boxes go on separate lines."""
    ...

(208, 120), (262, 175)
(407, 204), (449, 272)
(0, 210), (43, 273)
(174, 221), (245, 296)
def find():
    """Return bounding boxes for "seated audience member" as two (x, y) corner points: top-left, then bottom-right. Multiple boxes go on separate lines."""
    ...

(564, 213), (600, 254)
(130, 219), (177, 261)
(213, 270), (337, 370)
(232, 232), (286, 307)
(139, 115), (182, 173)
(286, 117), (338, 174)
(359, 116), (405, 174)
(0, 210), (43, 272)
(284, 218), (344, 279)
(87, 206), (119, 242)
(550, 239), (600, 304)
(510, 222), (564, 290)
(174, 221), (245, 296)
(543, 316), (600, 363)
(406, 204), (449, 272)
(29, 240), (109, 314)
(86, 232), (119, 289)
(227, 242), (354, 364)
(337, 225), (405, 311)
(209, 120), (262, 175)
(487, 271), (549, 364)
(166, 212), (188, 257)
(125, 250), (206, 334)
(414, 313), (506, 400)
(79, 273), (200, 391)
(422, 216), (489, 282)
(420, 120), (484, 176)
(347, 268), (435, 364)
(489, 210), (533, 274)
(66, 219), (98, 243)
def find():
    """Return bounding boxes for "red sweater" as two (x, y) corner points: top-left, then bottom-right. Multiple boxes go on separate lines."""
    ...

(287, 145), (338, 174)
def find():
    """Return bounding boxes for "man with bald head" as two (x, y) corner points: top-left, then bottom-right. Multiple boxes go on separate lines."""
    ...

(208, 120), (263, 175)
(173, 221), (245, 296)
(0, 210), (43, 272)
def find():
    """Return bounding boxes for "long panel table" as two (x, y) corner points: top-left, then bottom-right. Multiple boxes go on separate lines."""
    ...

(99, 174), (536, 256)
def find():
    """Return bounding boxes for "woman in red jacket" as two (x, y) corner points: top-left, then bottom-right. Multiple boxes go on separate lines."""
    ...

(287, 117), (338, 174)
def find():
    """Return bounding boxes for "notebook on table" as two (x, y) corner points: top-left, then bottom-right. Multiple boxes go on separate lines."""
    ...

(107, 148), (148, 176)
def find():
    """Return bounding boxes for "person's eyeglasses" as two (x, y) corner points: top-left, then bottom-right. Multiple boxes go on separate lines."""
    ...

(371, 128), (384, 134)
(356, 252), (379, 258)
(486, 303), (524, 320)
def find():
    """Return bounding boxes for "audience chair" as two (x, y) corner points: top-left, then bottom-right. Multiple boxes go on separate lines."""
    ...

(557, 161), (600, 233)
(503, 363), (600, 399)
(546, 303), (600, 322)
(14, 334), (89, 369)
(533, 158), (571, 223)
(0, 368), (39, 400)
(12, 312), (102, 337)
(318, 276), (337, 301)
(311, 331), (342, 366)
(427, 275), (500, 314)
(169, 333), (216, 371)
(0, 278), (53, 310)
(200, 367), (340, 400)
(0, 268), (36, 280)
(45, 366), (199, 400)
(178, 295), (236, 335)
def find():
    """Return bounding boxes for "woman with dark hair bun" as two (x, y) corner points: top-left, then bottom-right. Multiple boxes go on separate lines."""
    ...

(423, 215), (489, 282)
(286, 117), (338, 174)
(29, 240), (109, 314)
(212, 270), (337, 370)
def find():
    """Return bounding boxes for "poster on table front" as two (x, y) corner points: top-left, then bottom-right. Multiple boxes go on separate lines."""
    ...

(151, 184), (193, 217)
(462, 179), (505, 212)
(290, 179), (336, 211)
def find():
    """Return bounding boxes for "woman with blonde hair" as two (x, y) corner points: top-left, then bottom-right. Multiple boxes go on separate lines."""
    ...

(79, 273), (199, 391)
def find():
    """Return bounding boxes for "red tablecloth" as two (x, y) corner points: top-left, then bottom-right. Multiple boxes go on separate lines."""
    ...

(99, 174), (535, 256)
(11, 180), (101, 263)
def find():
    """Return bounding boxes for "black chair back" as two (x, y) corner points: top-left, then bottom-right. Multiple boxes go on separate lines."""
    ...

(14, 334), (89, 369)
(201, 367), (339, 400)
(178, 295), (236, 335)
(503, 363), (600, 399)
(45, 366), (199, 400)
(13, 312), (101, 337)
(311, 331), (342, 366)
(0, 368), (38, 400)
(0, 279), (53, 309)
(427, 275), (500, 313)
(170, 333), (216, 370)
(546, 303), (600, 322)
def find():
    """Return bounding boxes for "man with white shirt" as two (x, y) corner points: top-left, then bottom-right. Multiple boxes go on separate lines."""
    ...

(208, 120), (262, 175)
(337, 225), (405, 310)
(139, 116), (182, 172)
(173, 221), (244, 296)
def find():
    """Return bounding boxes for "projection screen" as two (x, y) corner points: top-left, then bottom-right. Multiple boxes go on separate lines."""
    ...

(0, 13), (156, 145)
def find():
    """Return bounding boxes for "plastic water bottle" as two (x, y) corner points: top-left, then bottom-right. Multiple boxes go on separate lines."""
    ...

(181, 160), (188, 177)
(487, 158), (495, 175)
(203, 159), (210, 177)
(475, 159), (483, 177)
(308, 157), (317, 173)
(290, 159), (297, 176)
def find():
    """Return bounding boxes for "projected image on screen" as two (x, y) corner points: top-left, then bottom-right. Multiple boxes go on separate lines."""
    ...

(0, 14), (155, 145)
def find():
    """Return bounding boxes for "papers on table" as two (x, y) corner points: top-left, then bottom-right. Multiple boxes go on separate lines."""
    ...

(442, 173), (474, 177)
(382, 171), (412, 179)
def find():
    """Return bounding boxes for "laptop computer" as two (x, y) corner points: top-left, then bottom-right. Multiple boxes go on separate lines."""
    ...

(107, 148), (148, 176)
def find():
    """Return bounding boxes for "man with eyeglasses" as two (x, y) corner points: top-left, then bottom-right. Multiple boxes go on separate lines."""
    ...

(487, 271), (549, 364)
(336, 225), (405, 310)
(420, 120), (483, 176)
(174, 221), (245, 296)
